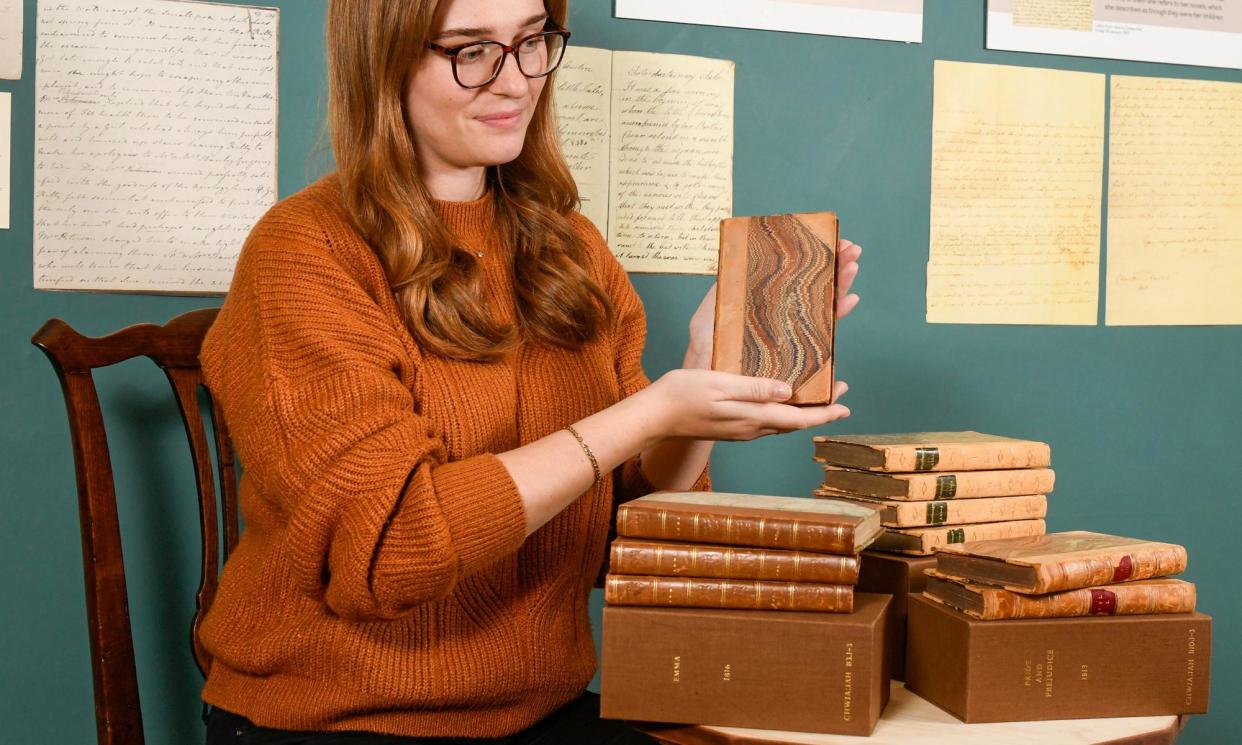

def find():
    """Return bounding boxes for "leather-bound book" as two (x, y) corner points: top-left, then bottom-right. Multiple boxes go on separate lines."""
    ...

(923, 573), (1197, 620)
(935, 530), (1189, 594)
(872, 519), (1046, 556)
(813, 432), (1051, 472)
(905, 595), (1211, 722)
(817, 466), (1055, 500)
(819, 493), (1047, 528)
(601, 593), (891, 735)
(616, 491), (882, 554)
(605, 574), (854, 613)
(857, 551), (937, 682)
(609, 538), (860, 583)
(713, 211), (838, 405)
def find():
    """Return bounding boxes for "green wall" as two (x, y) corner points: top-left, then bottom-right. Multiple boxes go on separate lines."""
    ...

(2, 1), (1237, 743)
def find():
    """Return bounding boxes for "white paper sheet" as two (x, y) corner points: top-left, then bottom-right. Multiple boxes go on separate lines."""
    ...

(616, 0), (924, 44)
(987, 0), (1241, 69)
(0, 0), (22, 79)
(33, 0), (279, 293)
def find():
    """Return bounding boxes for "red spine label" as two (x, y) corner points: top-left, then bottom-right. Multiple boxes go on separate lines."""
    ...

(1112, 554), (1134, 582)
(1089, 589), (1118, 615)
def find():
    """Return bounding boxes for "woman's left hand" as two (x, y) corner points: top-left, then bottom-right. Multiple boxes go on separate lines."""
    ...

(683, 238), (863, 369)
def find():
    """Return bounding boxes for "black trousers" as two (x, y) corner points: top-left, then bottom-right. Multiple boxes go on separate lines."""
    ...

(205, 692), (659, 745)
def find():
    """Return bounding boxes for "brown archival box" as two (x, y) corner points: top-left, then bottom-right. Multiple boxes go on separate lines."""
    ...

(601, 593), (890, 736)
(905, 595), (1211, 722)
(857, 551), (936, 682)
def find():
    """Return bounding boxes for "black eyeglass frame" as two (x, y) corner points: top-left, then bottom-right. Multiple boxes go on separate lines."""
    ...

(427, 29), (572, 90)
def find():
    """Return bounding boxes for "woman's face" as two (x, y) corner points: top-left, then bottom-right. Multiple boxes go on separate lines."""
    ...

(406, 0), (550, 177)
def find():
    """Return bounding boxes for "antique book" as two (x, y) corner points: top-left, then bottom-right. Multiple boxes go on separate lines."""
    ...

(615, 492), (882, 554)
(609, 538), (860, 583)
(857, 551), (937, 682)
(601, 593), (891, 736)
(812, 432), (1051, 472)
(816, 466), (1055, 500)
(605, 574), (854, 613)
(935, 531), (1189, 594)
(871, 519), (1046, 556)
(905, 595), (1211, 722)
(818, 494), (1047, 528)
(712, 211), (838, 405)
(923, 573), (1197, 620)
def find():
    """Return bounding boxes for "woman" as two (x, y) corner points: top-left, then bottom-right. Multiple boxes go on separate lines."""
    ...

(200, 0), (862, 742)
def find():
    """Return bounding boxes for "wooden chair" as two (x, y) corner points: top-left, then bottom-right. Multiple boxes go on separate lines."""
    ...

(31, 308), (239, 745)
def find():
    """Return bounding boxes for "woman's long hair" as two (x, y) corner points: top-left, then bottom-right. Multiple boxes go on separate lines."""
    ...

(326, 0), (614, 362)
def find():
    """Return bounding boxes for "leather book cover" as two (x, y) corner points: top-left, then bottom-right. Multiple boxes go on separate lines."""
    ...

(871, 519), (1046, 556)
(812, 432), (1051, 472)
(935, 530), (1189, 594)
(857, 551), (937, 682)
(712, 211), (838, 406)
(605, 574), (854, 613)
(609, 538), (860, 583)
(816, 466), (1056, 500)
(615, 491), (882, 554)
(818, 493), (1047, 528)
(601, 593), (891, 735)
(923, 573), (1197, 620)
(905, 595), (1211, 722)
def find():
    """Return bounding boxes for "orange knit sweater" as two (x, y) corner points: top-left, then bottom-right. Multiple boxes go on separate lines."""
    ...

(198, 175), (709, 737)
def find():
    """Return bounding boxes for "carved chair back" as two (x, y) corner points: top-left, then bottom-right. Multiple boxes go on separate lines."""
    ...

(31, 308), (238, 745)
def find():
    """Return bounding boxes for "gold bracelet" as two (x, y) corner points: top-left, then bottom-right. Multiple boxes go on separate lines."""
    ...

(565, 424), (602, 483)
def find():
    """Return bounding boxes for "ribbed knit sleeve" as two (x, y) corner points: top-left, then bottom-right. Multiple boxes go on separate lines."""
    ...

(202, 212), (528, 622)
(568, 213), (711, 503)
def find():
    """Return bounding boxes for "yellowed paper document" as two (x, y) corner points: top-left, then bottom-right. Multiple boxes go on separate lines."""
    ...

(927, 60), (1104, 325)
(0, 0), (20, 80)
(1106, 76), (1242, 326)
(1, 92), (10, 229)
(1013, 0), (1093, 31)
(608, 51), (733, 275)
(33, 0), (279, 293)
(554, 46), (612, 238)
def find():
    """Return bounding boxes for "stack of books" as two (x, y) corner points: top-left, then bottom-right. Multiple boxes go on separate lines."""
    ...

(812, 431), (1053, 555)
(906, 531), (1210, 722)
(599, 491), (892, 735)
(603, 491), (881, 613)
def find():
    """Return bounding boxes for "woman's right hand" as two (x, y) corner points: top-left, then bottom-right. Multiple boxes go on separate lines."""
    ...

(638, 368), (850, 442)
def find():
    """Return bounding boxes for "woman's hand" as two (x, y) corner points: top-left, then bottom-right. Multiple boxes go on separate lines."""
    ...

(837, 238), (862, 319)
(682, 238), (863, 368)
(637, 368), (850, 442)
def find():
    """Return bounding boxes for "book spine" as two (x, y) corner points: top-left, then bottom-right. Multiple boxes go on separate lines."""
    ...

(881, 441), (1052, 472)
(903, 470), (1055, 501)
(615, 503), (858, 553)
(1032, 544), (1190, 593)
(609, 541), (860, 583)
(874, 519), (1046, 556)
(981, 581), (1197, 620)
(891, 494), (1047, 527)
(606, 574), (854, 613)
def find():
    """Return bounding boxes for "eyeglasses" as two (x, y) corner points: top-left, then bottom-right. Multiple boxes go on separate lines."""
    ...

(427, 29), (571, 90)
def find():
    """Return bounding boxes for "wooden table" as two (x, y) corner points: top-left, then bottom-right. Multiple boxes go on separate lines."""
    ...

(639, 682), (1184, 745)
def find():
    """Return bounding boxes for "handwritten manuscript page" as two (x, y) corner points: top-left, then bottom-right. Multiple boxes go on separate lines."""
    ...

(33, 0), (278, 293)
(927, 61), (1105, 325)
(554, 46), (612, 238)
(1106, 76), (1242, 325)
(0, 0), (20, 80)
(608, 51), (733, 275)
